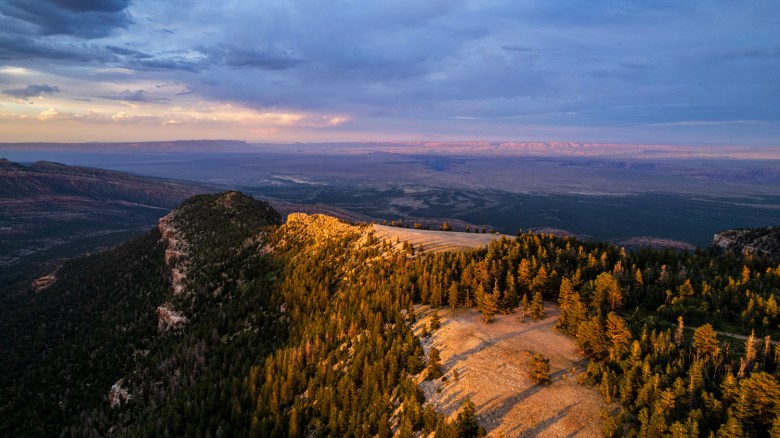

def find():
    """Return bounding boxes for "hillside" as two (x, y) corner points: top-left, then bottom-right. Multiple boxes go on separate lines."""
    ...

(0, 191), (282, 436)
(0, 158), (212, 287)
(2, 191), (780, 436)
(373, 224), (506, 253)
(414, 306), (604, 437)
(714, 226), (780, 257)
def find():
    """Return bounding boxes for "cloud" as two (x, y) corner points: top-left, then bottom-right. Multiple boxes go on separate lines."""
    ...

(0, 33), (116, 62)
(0, 0), (779, 143)
(106, 45), (152, 59)
(101, 89), (168, 103)
(501, 45), (534, 52)
(37, 107), (62, 120)
(2, 83), (61, 99)
(206, 44), (302, 70)
(0, 0), (132, 39)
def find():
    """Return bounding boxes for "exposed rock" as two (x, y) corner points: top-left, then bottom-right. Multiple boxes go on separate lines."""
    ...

(31, 272), (56, 292)
(157, 304), (188, 333)
(714, 226), (780, 256)
(615, 236), (696, 251)
(108, 379), (131, 408)
(215, 190), (241, 209)
(159, 212), (190, 295)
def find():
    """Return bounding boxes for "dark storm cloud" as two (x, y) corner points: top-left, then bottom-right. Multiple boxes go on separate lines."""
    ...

(0, 33), (115, 62)
(2, 83), (61, 98)
(0, 0), (132, 39)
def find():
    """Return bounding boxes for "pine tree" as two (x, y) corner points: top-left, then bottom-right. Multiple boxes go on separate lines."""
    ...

(502, 273), (517, 312)
(744, 329), (757, 370)
(734, 372), (780, 436)
(517, 259), (532, 294)
(520, 294), (530, 314)
(634, 268), (644, 286)
(427, 347), (443, 380)
(674, 316), (685, 348)
(429, 312), (441, 331)
(448, 282), (459, 309)
(606, 312), (631, 362)
(687, 360), (704, 408)
(529, 353), (550, 384)
(692, 324), (720, 362)
(455, 399), (483, 438)
(594, 272), (622, 313)
(530, 291), (544, 320)
(576, 316), (607, 358)
(531, 266), (549, 297)
(475, 283), (497, 323)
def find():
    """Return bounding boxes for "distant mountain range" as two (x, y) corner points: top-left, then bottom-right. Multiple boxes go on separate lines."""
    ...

(2, 140), (779, 160)
(0, 158), (212, 283)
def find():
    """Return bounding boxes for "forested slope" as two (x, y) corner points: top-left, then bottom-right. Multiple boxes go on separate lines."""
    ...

(2, 191), (779, 436)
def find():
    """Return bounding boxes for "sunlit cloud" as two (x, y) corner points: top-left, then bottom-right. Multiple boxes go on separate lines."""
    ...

(0, 66), (35, 76)
(37, 108), (62, 121)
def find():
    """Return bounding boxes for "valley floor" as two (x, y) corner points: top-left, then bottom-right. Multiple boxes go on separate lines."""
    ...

(414, 304), (604, 437)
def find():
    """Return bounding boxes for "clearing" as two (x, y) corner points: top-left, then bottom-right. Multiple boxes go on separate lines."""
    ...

(414, 304), (604, 437)
(373, 224), (507, 253)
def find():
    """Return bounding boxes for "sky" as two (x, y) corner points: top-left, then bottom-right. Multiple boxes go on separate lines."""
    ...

(0, 0), (778, 145)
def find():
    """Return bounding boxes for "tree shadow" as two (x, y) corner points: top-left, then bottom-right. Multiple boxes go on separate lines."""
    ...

(504, 402), (578, 437)
(437, 327), (540, 369)
(435, 387), (476, 418)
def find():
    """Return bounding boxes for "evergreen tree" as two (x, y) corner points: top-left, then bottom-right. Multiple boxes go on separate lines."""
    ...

(427, 347), (443, 380)
(476, 284), (497, 323)
(530, 291), (544, 320)
(605, 312), (631, 362)
(503, 271), (518, 312)
(520, 293), (530, 315)
(429, 312), (441, 331)
(529, 353), (551, 384)
(448, 282), (460, 309)
(692, 324), (720, 362)
(593, 272), (622, 313)
(734, 372), (780, 436)
(674, 316), (685, 348)
(455, 399), (483, 438)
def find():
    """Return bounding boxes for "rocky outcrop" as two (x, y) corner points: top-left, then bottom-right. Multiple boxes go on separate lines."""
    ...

(713, 227), (780, 256)
(159, 212), (189, 295)
(156, 211), (191, 334)
(108, 379), (131, 408)
(615, 236), (696, 251)
(157, 304), (188, 333)
(31, 272), (56, 292)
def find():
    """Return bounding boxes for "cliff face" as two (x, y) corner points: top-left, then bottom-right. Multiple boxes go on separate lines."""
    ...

(713, 226), (780, 256)
(158, 212), (189, 296)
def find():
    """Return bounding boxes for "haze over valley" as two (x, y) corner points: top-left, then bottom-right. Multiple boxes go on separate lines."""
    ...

(3, 140), (778, 247)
